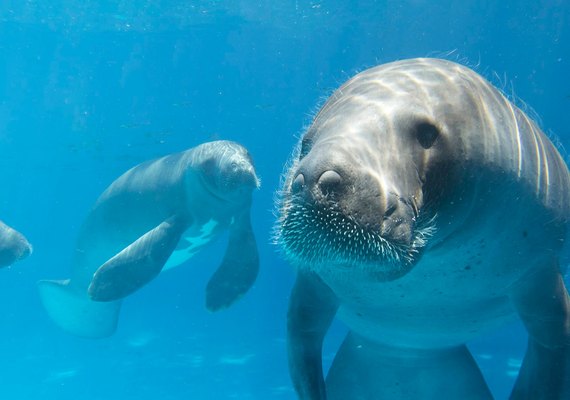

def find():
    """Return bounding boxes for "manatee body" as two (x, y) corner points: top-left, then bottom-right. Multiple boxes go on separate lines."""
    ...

(40, 140), (260, 338)
(0, 221), (32, 267)
(277, 58), (570, 399)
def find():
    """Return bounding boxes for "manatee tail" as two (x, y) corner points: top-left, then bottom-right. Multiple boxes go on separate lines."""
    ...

(38, 279), (121, 339)
(326, 332), (494, 400)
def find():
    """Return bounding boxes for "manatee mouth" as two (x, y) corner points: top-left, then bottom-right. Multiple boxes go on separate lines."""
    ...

(201, 180), (228, 201)
(196, 168), (261, 203)
(199, 173), (256, 204)
(276, 198), (436, 280)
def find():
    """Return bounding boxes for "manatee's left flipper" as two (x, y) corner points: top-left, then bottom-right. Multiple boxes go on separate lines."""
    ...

(89, 215), (189, 302)
(206, 210), (259, 311)
(509, 259), (570, 400)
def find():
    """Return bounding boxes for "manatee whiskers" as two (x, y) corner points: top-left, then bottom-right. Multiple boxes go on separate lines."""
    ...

(276, 198), (436, 278)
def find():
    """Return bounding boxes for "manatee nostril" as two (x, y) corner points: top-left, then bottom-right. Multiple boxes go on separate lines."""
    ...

(317, 170), (342, 195)
(384, 203), (397, 218)
(384, 193), (401, 218)
(291, 173), (305, 194)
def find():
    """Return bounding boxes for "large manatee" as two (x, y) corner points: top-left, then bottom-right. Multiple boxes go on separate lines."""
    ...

(276, 58), (570, 399)
(40, 140), (260, 338)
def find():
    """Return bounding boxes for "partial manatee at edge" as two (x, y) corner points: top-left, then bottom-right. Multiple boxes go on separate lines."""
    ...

(0, 220), (32, 268)
(39, 140), (260, 338)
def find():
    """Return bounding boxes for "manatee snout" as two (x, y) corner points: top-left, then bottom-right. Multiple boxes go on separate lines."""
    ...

(280, 158), (428, 271)
(289, 157), (416, 244)
(215, 153), (260, 198)
(233, 163), (260, 191)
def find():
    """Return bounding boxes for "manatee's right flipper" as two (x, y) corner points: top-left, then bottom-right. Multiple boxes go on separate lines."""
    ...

(509, 260), (570, 399)
(88, 215), (189, 302)
(205, 210), (259, 311)
(38, 279), (120, 338)
(288, 272), (339, 399)
(0, 220), (32, 267)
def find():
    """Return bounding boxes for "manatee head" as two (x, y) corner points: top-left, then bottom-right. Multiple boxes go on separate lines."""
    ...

(192, 140), (260, 204)
(0, 221), (32, 268)
(275, 59), (476, 281)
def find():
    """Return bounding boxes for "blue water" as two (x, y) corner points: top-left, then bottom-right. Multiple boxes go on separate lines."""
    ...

(0, 1), (568, 399)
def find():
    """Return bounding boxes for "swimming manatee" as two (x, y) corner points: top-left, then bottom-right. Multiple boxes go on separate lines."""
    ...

(39, 140), (260, 338)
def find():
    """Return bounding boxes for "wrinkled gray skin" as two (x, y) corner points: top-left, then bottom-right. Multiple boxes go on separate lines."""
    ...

(277, 58), (570, 399)
(0, 221), (32, 267)
(39, 140), (260, 338)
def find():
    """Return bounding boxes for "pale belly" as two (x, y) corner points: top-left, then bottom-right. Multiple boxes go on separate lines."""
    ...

(319, 226), (548, 348)
(334, 274), (517, 348)
(163, 218), (224, 271)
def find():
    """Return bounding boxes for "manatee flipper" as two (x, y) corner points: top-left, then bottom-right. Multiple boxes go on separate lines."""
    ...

(88, 215), (189, 302)
(509, 261), (570, 399)
(38, 279), (120, 338)
(205, 210), (259, 311)
(288, 272), (339, 398)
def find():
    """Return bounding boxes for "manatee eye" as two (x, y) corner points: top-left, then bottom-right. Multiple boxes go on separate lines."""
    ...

(415, 122), (440, 149)
(299, 137), (313, 160)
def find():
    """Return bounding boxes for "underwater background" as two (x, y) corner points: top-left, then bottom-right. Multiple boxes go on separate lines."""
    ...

(0, 1), (568, 399)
